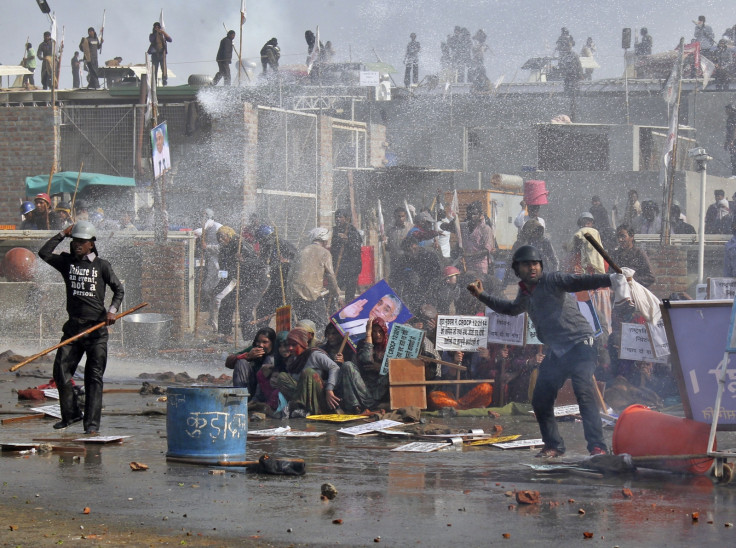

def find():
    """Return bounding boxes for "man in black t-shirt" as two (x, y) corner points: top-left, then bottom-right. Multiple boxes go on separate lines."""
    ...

(39, 221), (124, 434)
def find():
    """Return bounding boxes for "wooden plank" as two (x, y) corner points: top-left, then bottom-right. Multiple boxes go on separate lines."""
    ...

(390, 379), (495, 386)
(388, 358), (426, 410)
(103, 388), (141, 394)
(1, 414), (45, 425)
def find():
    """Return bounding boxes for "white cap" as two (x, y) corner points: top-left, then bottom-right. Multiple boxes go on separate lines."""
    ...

(309, 227), (330, 241)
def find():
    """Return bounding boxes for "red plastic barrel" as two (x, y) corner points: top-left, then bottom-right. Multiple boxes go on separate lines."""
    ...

(523, 180), (549, 205)
(612, 404), (714, 474)
(358, 246), (375, 286)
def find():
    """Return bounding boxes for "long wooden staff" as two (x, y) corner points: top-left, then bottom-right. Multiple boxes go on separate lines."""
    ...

(583, 233), (622, 273)
(194, 212), (207, 336)
(337, 333), (349, 355)
(234, 219), (246, 347)
(274, 225), (287, 306)
(9, 303), (148, 372)
(70, 161), (84, 221)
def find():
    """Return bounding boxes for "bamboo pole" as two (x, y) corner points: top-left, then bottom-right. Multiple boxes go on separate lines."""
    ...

(9, 303), (148, 372)
(70, 161), (84, 221)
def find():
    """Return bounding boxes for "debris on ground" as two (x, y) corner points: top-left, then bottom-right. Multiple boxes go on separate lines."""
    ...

(129, 462), (149, 471)
(321, 483), (338, 500)
(515, 490), (540, 504)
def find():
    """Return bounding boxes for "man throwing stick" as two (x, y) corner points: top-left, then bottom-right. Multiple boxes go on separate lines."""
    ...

(39, 221), (124, 434)
(467, 245), (627, 457)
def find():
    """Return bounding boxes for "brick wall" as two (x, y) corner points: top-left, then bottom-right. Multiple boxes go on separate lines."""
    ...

(0, 107), (59, 226)
(643, 245), (690, 297)
(136, 240), (188, 336)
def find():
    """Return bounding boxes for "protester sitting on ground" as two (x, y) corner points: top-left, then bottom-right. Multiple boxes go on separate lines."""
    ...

(272, 330), (291, 372)
(295, 319), (319, 347)
(226, 327), (276, 400)
(337, 317), (390, 414)
(320, 322), (355, 364)
(272, 328), (340, 417)
(503, 344), (544, 404)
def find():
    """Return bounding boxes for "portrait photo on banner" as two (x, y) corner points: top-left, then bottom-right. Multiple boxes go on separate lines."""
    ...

(330, 279), (413, 351)
(151, 121), (171, 179)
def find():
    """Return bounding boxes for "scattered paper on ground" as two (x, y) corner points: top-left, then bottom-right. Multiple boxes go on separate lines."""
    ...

(42, 389), (59, 399)
(73, 435), (130, 443)
(337, 419), (405, 436)
(249, 426), (326, 438)
(492, 438), (544, 449)
(469, 434), (522, 446)
(528, 405), (580, 417)
(307, 414), (368, 422)
(391, 442), (451, 452)
(30, 404), (62, 418)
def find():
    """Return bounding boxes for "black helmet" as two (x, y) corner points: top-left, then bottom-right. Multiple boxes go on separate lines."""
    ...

(511, 245), (543, 272)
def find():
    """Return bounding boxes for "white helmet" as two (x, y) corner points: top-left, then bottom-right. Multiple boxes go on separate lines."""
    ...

(308, 227), (329, 242)
(71, 221), (97, 240)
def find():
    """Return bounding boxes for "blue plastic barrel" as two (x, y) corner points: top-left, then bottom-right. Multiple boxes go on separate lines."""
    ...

(166, 387), (249, 464)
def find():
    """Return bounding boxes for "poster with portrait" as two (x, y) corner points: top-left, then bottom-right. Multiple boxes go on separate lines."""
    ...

(330, 279), (413, 351)
(151, 121), (171, 179)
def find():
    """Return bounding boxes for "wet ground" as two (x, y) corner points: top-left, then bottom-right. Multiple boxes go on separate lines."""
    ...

(2, 339), (736, 546)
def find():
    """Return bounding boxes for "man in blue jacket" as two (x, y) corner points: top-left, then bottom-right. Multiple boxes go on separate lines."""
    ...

(468, 244), (625, 457)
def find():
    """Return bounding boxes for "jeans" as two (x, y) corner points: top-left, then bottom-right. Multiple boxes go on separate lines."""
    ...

(52, 319), (108, 432)
(531, 340), (606, 453)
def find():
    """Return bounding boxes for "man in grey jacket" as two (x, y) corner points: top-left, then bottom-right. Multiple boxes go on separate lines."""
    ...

(467, 245), (625, 457)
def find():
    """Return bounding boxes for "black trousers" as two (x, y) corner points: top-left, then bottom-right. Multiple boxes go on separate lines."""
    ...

(52, 319), (108, 431)
(212, 61), (231, 86)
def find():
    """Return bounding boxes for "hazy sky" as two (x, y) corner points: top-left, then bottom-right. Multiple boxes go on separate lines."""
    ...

(1, 0), (735, 89)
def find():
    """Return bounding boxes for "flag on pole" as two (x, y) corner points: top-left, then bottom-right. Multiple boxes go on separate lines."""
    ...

(241, 0), (246, 25)
(101, 10), (106, 34)
(145, 55), (154, 123)
(50, 13), (57, 43)
(662, 43), (684, 171)
(662, 58), (678, 105)
(159, 9), (165, 29)
(377, 199), (385, 238)
(701, 55), (715, 89)
(449, 189), (463, 249)
(307, 26), (320, 74)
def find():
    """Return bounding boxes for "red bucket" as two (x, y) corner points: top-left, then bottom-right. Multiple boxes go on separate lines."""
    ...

(523, 180), (549, 205)
(612, 404), (714, 474)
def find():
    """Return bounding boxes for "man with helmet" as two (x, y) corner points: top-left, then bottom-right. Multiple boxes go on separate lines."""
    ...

(288, 227), (341, 334)
(20, 201), (37, 229)
(38, 221), (124, 434)
(50, 201), (73, 230)
(192, 208), (222, 327)
(467, 244), (627, 458)
(33, 193), (52, 230)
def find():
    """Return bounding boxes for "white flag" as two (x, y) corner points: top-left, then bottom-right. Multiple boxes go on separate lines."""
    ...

(662, 98), (679, 171)
(701, 55), (716, 89)
(159, 9), (165, 29)
(50, 13), (57, 43)
(662, 60), (678, 105)
(307, 26), (320, 74)
(450, 189), (463, 249)
(241, 0), (246, 24)
(145, 55), (154, 123)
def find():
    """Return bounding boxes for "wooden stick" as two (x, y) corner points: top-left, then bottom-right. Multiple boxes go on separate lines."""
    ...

(337, 333), (350, 355)
(591, 375), (609, 413)
(70, 161), (84, 221)
(1, 414), (45, 425)
(194, 212), (207, 337)
(9, 302), (148, 372)
(390, 379), (494, 386)
(274, 225), (287, 306)
(216, 458), (305, 467)
(417, 355), (468, 372)
(583, 233), (622, 274)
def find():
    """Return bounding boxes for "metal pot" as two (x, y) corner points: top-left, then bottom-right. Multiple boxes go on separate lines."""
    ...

(122, 313), (173, 350)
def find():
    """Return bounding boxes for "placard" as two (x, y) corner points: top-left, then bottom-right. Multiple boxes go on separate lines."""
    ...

(661, 300), (736, 428)
(275, 305), (291, 333)
(492, 438), (544, 449)
(380, 323), (424, 375)
(360, 71), (380, 86)
(526, 315), (542, 345)
(619, 322), (667, 363)
(331, 279), (413, 351)
(646, 318), (670, 358)
(435, 315), (489, 352)
(708, 277), (736, 299)
(486, 309), (525, 346)
(390, 442), (451, 452)
(336, 419), (405, 436)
